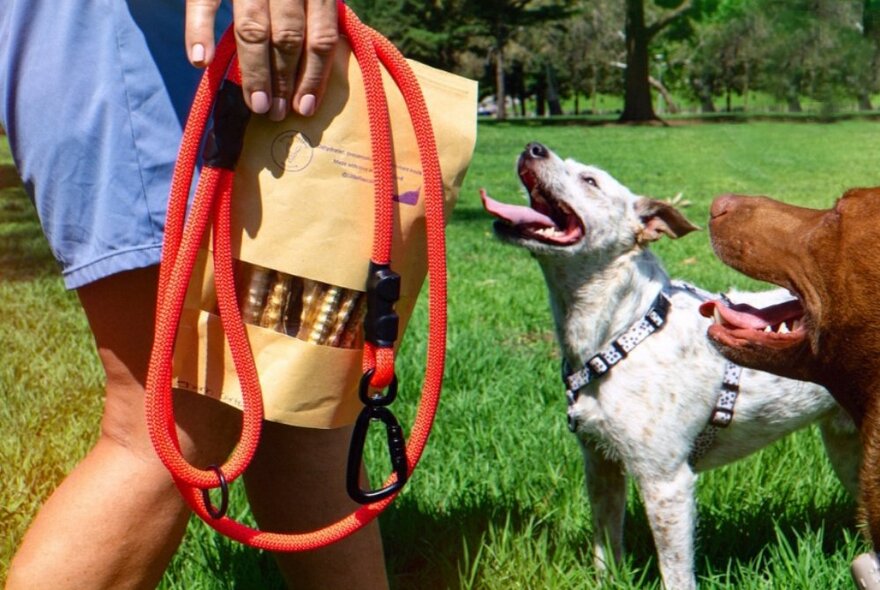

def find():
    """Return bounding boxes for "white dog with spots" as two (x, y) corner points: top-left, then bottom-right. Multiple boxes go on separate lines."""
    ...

(481, 142), (859, 590)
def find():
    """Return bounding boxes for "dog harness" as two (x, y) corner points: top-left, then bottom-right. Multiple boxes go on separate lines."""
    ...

(562, 290), (671, 433)
(561, 281), (743, 465)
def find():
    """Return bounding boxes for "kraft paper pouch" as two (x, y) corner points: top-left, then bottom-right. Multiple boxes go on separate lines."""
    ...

(172, 38), (478, 428)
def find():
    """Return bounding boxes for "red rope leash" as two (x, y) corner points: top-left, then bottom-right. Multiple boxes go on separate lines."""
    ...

(144, 3), (447, 551)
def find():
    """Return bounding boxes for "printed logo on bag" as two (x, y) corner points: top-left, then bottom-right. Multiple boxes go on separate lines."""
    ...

(271, 130), (315, 172)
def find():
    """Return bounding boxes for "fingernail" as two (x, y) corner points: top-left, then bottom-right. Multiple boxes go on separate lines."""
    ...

(269, 98), (287, 121)
(251, 91), (271, 114)
(298, 94), (316, 117)
(191, 43), (206, 64)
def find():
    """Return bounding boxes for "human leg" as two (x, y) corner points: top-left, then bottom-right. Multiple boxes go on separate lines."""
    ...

(6, 266), (241, 590)
(243, 421), (389, 590)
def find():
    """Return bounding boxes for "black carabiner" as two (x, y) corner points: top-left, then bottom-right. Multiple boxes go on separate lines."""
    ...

(201, 464), (229, 520)
(347, 372), (408, 504)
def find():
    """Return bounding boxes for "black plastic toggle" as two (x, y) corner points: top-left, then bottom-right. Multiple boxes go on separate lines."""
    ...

(203, 80), (251, 170)
(365, 261), (400, 348)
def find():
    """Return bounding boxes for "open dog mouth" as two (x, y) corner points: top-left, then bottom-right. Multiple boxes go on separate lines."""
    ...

(479, 171), (585, 246)
(699, 296), (808, 350)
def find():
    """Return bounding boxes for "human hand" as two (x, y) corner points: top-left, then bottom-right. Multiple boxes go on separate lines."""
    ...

(185, 0), (338, 121)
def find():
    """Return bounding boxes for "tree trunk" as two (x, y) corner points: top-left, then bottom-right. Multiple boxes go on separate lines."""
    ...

(649, 76), (678, 114)
(495, 49), (507, 120)
(546, 64), (563, 116)
(621, 0), (658, 122)
(787, 82), (802, 113)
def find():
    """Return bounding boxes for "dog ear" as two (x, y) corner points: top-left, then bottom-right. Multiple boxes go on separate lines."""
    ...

(635, 198), (700, 243)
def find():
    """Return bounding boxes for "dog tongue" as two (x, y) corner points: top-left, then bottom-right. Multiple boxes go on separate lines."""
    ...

(480, 189), (555, 227)
(699, 299), (802, 329)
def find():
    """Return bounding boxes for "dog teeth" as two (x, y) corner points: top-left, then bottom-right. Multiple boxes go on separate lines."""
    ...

(713, 308), (723, 325)
(763, 325), (773, 333)
(535, 227), (563, 238)
(778, 322), (791, 334)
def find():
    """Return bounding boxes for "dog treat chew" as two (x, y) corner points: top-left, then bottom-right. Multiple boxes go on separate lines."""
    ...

(240, 263), (273, 325)
(259, 272), (291, 331)
(296, 279), (323, 340)
(226, 261), (364, 348)
(307, 284), (343, 345)
(282, 277), (305, 336)
(328, 289), (365, 348)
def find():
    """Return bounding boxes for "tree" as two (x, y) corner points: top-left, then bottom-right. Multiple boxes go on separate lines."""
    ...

(469, 0), (572, 120)
(556, 0), (624, 115)
(346, 0), (476, 71)
(620, 0), (693, 122)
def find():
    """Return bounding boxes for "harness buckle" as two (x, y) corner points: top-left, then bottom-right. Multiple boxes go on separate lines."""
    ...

(710, 407), (734, 427)
(587, 355), (609, 375)
(646, 309), (664, 328)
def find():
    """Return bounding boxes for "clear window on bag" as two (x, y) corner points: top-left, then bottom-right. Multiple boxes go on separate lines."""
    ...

(204, 260), (366, 349)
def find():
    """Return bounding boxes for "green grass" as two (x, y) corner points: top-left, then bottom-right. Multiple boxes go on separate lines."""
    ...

(4, 120), (880, 588)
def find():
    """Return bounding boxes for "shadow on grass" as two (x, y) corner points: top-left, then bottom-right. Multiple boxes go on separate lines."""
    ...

(376, 488), (857, 589)
(623, 490), (858, 583)
(158, 470), (858, 588)
(381, 498), (548, 589)
(0, 167), (59, 281)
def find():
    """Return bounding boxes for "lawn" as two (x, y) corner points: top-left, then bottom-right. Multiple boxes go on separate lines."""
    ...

(3, 120), (880, 588)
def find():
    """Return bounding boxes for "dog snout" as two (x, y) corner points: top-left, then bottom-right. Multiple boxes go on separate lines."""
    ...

(523, 142), (549, 160)
(710, 194), (740, 220)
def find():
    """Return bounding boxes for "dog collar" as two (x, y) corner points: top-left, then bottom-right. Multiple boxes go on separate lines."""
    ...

(562, 290), (671, 403)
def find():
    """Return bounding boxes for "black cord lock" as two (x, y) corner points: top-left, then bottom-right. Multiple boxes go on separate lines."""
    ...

(364, 261), (400, 348)
(346, 370), (409, 504)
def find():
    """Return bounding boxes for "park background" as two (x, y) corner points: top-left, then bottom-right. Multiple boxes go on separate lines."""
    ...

(4, 1), (880, 588)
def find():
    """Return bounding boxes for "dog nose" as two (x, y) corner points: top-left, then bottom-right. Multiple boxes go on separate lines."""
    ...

(524, 142), (549, 159)
(710, 194), (739, 219)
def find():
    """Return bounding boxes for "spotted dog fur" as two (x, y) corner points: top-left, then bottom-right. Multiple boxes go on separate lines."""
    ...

(481, 143), (860, 590)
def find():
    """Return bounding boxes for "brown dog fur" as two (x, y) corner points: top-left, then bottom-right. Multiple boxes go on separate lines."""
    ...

(706, 189), (880, 547)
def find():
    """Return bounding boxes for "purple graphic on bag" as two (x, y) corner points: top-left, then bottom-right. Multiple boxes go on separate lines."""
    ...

(393, 188), (421, 206)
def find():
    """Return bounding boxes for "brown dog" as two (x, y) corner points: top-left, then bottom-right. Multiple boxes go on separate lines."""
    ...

(701, 189), (880, 554)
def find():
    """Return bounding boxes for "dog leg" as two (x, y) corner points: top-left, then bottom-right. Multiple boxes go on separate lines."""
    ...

(636, 465), (697, 590)
(818, 408), (861, 499)
(579, 438), (626, 573)
(861, 399), (880, 549)
(852, 398), (880, 590)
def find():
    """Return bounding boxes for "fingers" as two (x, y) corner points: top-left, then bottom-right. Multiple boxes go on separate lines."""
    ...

(267, 1), (306, 120)
(233, 0), (273, 114)
(185, 0), (225, 67)
(228, 0), (338, 120)
(292, 0), (338, 118)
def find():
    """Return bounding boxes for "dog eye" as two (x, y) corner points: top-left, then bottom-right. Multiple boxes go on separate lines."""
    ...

(581, 175), (599, 188)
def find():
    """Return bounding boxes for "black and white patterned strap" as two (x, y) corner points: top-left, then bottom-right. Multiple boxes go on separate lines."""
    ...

(689, 361), (743, 464)
(564, 292), (671, 399)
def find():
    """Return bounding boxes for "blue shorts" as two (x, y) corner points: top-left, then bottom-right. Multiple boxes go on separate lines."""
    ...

(0, 0), (231, 289)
